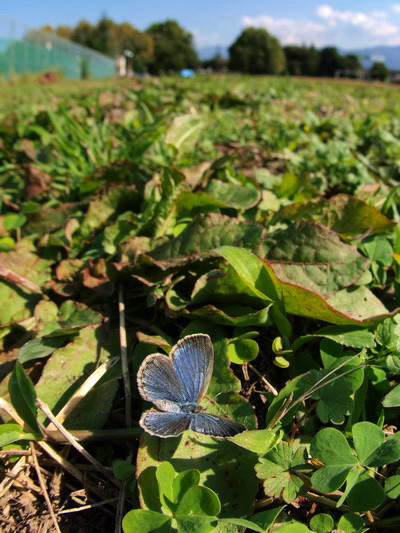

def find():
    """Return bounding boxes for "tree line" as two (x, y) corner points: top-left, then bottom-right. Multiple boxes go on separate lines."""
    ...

(40, 17), (389, 80)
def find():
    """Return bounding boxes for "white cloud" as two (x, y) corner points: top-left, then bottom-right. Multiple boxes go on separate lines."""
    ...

(316, 4), (397, 37)
(241, 15), (325, 45)
(192, 29), (221, 48)
(241, 5), (400, 49)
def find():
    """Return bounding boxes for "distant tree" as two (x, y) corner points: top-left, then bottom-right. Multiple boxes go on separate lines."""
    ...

(342, 54), (361, 71)
(90, 17), (115, 55)
(228, 27), (285, 75)
(317, 47), (345, 77)
(304, 46), (321, 76)
(146, 20), (199, 73)
(284, 45), (320, 76)
(109, 22), (153, 69)
(71, 20), (95, 49)
(70, 18), (153, 67)
(29, 24), (73, 41)
(370, 61), (389, 81)
(54, 25), (73, 40)
(202, 54), (228, 72)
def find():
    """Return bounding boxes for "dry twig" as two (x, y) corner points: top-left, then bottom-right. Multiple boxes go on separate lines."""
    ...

(30, 442), (62, 533)
(36, 398), (119, 488)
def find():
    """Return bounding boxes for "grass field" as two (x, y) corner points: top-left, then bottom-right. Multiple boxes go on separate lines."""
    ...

(1, 75), (400, 532)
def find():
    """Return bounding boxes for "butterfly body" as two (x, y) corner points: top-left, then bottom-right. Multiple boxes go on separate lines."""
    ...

(137, 334), (246, 438)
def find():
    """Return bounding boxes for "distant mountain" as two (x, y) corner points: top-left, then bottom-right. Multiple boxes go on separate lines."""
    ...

(341, 46), (400, 70)
(198, 46), (228, 60)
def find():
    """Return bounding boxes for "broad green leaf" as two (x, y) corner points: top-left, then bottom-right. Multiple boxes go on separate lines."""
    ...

(34, 326), (118, 429)
(310, 428), (357, 465)
(239, 507), (283, 532)
(219, 517), (265, 532)
(3, 213), (27, 229)
(0, 237), (15, 252)
(8, 361), (39, 432)
(0, 240), (51, 325)
(325, 286), (390, 324)
(256, 442), (308, 503)
(362, 235), (393, 266)
(364, 438), (400, 467)
(165, 114), (204, 155)
(311, 464), (351, 493)
(352, 422), (384, 464)
(318, 342), (364, 392)
(112, 459), (135, 481)
(375, 317), (400, 351)
(173, 470), (201, 503)
(336, 468), (362, 507)
(217, 246), (394, 326)
(33, 299), (102, 337)
(385, 475), (400, 499)
(19, 336), (68, 364)
(293, 325), (375, 351)
(176, 485), (220, 517)
(346, 471), (385, 511)
(312, 376), (354, 424)
(176, 191), (228, 218)
(188, 304), (272, 327)
(150, 214), (264, 266)
(206, 179), (260, 209)
(0, 423), (40, 447)
(122, 509), (171, 533)
(272, 194), (395, 236)
(80, 184), (139, 238)
(231, 429), (281, 454)
(191, 266), (265, 309)
(309, 513), (335, 533)
(273, 521), (311, 532)
(383, 383), (400, 407)
(156, 461), (176, 510)
(265, 222), (369, 297)
(175, 516), (217, 533)
(265, 372), (314, 428)
(228, 338), (259, 363)
(336, 513), (365, 533)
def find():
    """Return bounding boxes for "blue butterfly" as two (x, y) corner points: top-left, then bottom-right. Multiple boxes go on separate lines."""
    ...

(137, 333), (246, 438)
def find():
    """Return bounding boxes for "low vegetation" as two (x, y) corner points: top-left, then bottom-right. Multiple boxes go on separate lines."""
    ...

(0, 76), (400, 531)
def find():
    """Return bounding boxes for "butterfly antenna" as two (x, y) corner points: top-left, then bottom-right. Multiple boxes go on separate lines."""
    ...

(203, 392), (229, 415)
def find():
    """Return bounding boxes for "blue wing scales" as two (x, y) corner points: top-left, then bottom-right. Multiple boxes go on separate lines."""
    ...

(140, 410), (191, 437)
(190, 413), (246, 437)
(137, 354), (184, 412)
(171, 334), (213, 404)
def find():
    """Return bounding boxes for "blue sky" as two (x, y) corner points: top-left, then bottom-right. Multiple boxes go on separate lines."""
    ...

(4, 1), (400, 50)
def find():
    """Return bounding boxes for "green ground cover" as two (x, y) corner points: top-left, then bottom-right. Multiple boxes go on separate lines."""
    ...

(1, 75), (400, 532)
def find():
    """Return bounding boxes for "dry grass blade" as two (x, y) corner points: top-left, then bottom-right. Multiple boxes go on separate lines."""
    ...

(0, 456), (27, 498)
(115, 286), (133, 533)
(248, 363), (278, 396)
(38, 440), (117, 504)
(0, 265), (43, 294)
(58, 497), (118, 515)
(45, 356), (119, 430)
(30, 442), (62, 533)
(36, 398), (120, 488)
(118, 284), (132, 428)
(0, 396), (28, 429)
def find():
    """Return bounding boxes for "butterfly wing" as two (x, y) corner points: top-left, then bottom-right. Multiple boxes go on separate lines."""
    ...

(190, 413), (246, 437)
(137, 354), (185, 412)
(171, 334), (214, 404)
(140, 410), (191, 438)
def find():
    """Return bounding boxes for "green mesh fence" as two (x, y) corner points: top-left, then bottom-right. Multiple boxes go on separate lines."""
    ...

(0, 15), (115, 79)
